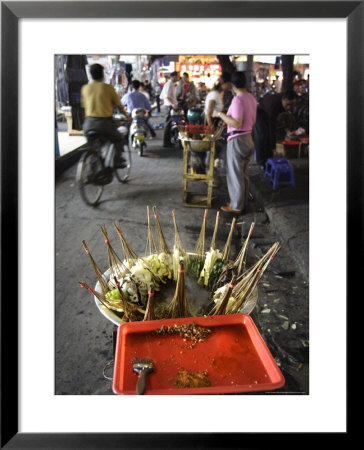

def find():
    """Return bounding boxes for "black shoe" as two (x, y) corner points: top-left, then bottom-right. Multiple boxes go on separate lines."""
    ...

(116, 159), (127, 169)
(114, 155), (127, 168)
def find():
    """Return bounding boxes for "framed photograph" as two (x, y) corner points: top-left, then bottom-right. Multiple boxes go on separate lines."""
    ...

(1, 1), (359, 447)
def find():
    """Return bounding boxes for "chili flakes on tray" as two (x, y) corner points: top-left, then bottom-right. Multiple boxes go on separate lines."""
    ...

(172, 368), (211, 389)
(152, 322), (213, 347)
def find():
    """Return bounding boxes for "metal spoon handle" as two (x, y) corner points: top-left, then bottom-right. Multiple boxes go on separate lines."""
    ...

(136, 370), (147, 395)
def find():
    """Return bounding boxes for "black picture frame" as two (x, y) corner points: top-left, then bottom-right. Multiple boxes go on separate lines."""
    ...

(1, 1), (358, 447)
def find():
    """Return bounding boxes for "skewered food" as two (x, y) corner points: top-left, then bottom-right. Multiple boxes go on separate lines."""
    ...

(80, 206), (280, 323)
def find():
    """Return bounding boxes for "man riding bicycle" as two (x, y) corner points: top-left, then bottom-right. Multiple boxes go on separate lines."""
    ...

(81, 63), (131, 168)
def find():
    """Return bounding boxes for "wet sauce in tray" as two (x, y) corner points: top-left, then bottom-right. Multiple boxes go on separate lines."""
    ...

(113, 315), (284, 395)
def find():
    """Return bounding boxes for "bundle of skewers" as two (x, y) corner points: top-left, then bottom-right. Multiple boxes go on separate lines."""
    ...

(79, 206), (281, 323)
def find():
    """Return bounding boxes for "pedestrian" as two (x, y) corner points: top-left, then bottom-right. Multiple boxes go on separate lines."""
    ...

(252, 105), (272, 169)
(259, 90), (297, 155)
(143, 79), (153, 97)
(203, 82), (225, 181)
(196, 82), (207, 103)
(153, 80), (162, 113)
(122, 79), (156, 137)
(176, 72), (197, 115)
(204, 82), (224, 127)
(160, 71), (179, 114)
(212, 71), (257, 215)
(81, 63), (131, 168)
(140, 82), (151, 102)
(220, 71), (234, 112)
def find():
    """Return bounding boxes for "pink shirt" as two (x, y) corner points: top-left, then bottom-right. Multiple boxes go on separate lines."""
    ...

(227, 93), (257, 140)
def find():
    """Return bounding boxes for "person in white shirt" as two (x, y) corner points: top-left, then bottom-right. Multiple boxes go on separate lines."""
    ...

(160, 71), (179, 111)
(204, 83), (224, 127)
(161, 72), (182, 148)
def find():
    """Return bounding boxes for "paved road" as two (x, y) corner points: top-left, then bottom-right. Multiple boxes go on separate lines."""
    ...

(55, 118), (309, 395)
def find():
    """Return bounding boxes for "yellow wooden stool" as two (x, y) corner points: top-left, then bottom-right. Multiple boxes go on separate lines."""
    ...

(181, 139), (215, 208)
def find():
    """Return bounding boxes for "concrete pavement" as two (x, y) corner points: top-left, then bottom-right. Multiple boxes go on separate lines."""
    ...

(249, 158), (309, 281)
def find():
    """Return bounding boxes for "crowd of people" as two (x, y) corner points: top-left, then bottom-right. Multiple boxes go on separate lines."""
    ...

(81, 63), (309, 216)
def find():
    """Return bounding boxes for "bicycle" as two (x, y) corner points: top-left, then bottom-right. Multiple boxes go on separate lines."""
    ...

(76, 132), (131, 206)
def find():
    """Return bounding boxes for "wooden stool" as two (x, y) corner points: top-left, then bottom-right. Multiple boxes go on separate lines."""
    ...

(181, 139), (215, 208)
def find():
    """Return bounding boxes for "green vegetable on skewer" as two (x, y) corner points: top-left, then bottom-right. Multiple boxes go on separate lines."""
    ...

(208, 258), (227, 289)
(105, 288), (121, 301)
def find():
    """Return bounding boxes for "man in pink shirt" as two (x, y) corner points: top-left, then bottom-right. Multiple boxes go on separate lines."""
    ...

(213, 71), (257, 214)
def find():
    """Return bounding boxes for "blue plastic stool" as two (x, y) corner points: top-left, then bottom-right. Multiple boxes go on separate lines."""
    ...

(264, 157), (286, 177)
(264, 157), (295, 189)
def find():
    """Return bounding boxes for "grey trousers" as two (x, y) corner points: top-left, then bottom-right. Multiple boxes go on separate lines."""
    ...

(83, 116), (124, 153)
(226, 133), (255, 211)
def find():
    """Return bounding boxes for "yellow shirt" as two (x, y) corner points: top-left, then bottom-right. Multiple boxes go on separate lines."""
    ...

(81, 81), (123, 117)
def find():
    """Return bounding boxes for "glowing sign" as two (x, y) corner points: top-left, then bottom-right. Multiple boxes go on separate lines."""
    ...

(180, 64), (221, 74)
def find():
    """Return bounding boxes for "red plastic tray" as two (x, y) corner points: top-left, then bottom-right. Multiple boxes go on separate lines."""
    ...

(112, 314), (285, 395)
(281, 140), (300, 145)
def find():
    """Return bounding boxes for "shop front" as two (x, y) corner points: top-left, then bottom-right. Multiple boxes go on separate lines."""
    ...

(177, 55), (222, 88)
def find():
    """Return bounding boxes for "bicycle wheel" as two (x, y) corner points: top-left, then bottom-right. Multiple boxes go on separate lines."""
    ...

(114, 142), (132, 183)
(76, 149), (104, 206)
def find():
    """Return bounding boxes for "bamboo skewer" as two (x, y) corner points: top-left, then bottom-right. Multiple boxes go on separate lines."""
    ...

(114, 220), (162, 287)
(111, 222), (151, 299)
(145, 205), (158, 256)
(113, 221), (139, 263)
(172, 209), (188, 281)
(210, 211), (220, 250)
(222, 218), (236, 262)
(210, 242), (280, 316)
(143, 286), (155, 321)
(81, 240), (110, 296)
(193, 209), (208, 260)
(100, 225), (126, 286)
(167, 260), (191, 318)
(210, 275), (237, 316)
(197, 211), (222, 287)
(188, 209), (208, 279)
(228, 242), (281, 313)
(172, 209), (185, 253)
(112, 275), (140, 321)
(235, 222), (255, 276)
(206, 218), (236, 295)
(211, 222), (255, 295)
(153, 206), (171, 254)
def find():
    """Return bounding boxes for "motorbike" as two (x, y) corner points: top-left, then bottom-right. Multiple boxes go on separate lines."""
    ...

(162, 101), (186, 148)
(129, 108), (150, 156)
